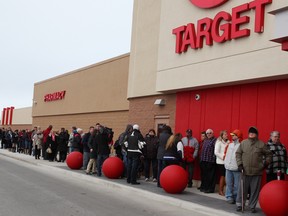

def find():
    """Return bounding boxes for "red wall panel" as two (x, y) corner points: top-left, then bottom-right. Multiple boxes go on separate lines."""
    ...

(176, 79), (288, 181)
(275, 80), (288, 139)
(238, 84), (258, 136)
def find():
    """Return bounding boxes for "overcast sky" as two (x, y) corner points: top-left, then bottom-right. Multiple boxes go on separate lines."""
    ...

(0, 0), (133, 112)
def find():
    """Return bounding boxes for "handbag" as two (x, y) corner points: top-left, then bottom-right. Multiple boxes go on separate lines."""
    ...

(46, 147), (52, 154)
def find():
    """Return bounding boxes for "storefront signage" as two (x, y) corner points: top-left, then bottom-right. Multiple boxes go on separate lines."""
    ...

(44, 90), (66, 102)
(173, 0), (272, 54)
(189, 0), (228, 9)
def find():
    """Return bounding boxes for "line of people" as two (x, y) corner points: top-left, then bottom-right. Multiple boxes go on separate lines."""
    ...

(1, 124), (287, 213)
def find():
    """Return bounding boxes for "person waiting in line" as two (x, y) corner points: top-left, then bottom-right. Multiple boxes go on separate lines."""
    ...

(31, 126), (38, 156)
(157, 125), (172, 187)
(214, 130), (229, 196)
(24, 129), (32, 155)
(0, 128), (2, 149)
(182, 129), (199, 188)
(57, 128), (69, 162)
(42, 125), (53, 160)
(200, 129), (217, 193)
(5, 128), (13, 152)
(124, 124), (145, 185)
(71, 128), (82, 152)
(162, 133), (184, 167)
(143, 129), (159, 182)
(236, 126), (272, 213)
(265, 131), (287, 182)
(82, 126), (94, 169)
(197, 131), (207, 190)
(12, 129), (19, 153)
(32, 127), (43, 160)
(86, 127), (98, 175)
(46, 130), (58, 162)
(224, 129), (242, 204)
(117, 124), (133, 177)
(68, 126), (76, 153)
(91, 123), (111, 177)
(1, 128), (6, 149)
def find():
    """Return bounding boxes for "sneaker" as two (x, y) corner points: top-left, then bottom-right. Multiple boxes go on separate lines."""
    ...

(145, 178), (149, 182)
(187, 183), (192, 188)
(152, 178), (157, 182)
(251, 208), (256, 213)
(236, 206), (242, 212)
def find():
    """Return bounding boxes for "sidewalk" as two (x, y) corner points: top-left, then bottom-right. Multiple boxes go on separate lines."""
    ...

(0, 149), (264, 216)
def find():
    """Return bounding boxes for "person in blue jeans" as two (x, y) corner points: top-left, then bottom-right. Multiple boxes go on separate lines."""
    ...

(224, 129), (242, 204)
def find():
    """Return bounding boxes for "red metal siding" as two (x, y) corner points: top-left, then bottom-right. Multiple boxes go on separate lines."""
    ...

(176, 79), (288, 180)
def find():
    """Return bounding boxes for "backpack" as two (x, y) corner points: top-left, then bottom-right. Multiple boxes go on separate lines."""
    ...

(103, 127), (114, 143)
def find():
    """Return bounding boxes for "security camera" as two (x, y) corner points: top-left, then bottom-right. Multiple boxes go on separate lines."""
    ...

(195, 94), (200, 101)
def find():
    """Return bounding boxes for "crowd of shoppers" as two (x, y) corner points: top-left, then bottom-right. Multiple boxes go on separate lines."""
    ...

(1, 124), (287, 213)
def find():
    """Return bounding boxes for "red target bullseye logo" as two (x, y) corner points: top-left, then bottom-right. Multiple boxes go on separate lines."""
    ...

(189, 0), (228, 9)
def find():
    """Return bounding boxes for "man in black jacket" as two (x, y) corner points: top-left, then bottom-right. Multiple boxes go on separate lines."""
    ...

(125, 124), (145, 185)
(156, 125), (172, 187)
(95, 124), (110, 177)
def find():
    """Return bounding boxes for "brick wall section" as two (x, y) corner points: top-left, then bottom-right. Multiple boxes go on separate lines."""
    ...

(33, 111), (128, 137)
(128, 94), (176, 134)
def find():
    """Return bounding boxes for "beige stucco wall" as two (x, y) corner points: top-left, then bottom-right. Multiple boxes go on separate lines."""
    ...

(128, 0), (288, 97)
(32, 54), (130, 117)
(127, 0), (162, 98)
(12, 107), (32, 124)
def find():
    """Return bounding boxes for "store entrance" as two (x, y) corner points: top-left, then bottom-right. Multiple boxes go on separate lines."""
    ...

(154, 115), (169, 136)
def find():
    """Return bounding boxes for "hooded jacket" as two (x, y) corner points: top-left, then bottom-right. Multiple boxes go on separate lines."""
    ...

(236, 127), (272, 176)
(224, 139), (240, 171)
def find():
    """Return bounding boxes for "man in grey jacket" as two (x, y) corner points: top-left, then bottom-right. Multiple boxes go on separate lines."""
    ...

(235, 126), (272, 213)
(224, 129), (242, 204)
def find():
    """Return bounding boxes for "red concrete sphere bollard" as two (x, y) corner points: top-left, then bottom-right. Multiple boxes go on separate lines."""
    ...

(102, 157), (124, 179)
(259, 180), (288, 216)
(160, 165), (188, 194)
(66, 151), (83, 170)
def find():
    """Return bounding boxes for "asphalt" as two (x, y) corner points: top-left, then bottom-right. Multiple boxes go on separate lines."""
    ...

(0, 149), (264, 216)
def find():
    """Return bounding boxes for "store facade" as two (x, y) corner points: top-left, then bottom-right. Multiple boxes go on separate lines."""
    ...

(32, 54), (130, 136)
(128, 0), (288, 145)
(31, 0), (288, 146)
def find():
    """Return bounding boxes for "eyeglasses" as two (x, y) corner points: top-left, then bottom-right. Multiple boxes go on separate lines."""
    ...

(206, 132), (212, 134)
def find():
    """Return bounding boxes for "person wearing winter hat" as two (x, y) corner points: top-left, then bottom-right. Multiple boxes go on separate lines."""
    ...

(124, 124), (145, 185)
(182, 129), (199, 188)
(235, 126), (272, 213)
(224, 129), (243, 204)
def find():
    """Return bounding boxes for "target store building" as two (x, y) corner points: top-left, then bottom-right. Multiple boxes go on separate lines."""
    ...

(128, 0), (288, 149)
(31, 0), (288, 153)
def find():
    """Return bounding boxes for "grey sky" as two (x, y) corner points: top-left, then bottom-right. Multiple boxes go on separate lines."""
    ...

(0, 0), (133, 111)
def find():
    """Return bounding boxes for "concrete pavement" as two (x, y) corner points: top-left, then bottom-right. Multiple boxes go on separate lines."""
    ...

(0, 149), (264, 216)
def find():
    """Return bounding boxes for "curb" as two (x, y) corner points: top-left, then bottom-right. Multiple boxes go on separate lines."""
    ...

(0, 151), (238, 216)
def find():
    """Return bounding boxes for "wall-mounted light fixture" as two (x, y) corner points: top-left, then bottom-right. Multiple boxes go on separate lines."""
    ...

(154, 99), (166, 106)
